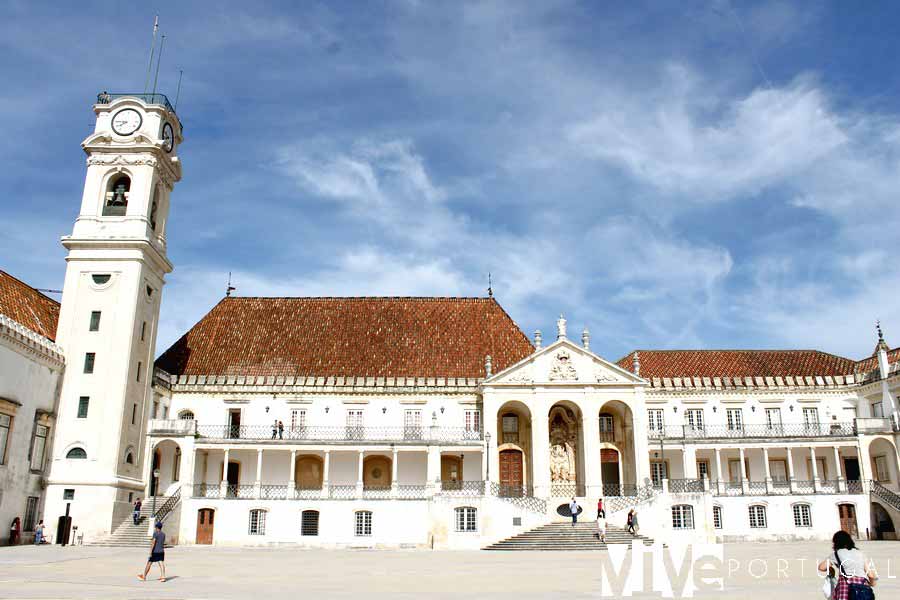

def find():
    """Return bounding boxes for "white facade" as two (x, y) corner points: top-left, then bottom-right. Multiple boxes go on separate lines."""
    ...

(42, 94), (183, 542)
(0, 314), (64, 544)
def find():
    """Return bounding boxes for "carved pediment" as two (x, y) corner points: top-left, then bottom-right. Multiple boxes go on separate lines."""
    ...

(548, 349), (578, 381)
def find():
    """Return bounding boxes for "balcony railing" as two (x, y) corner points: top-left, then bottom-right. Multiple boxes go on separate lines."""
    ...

(438, 480), (486, 496)
(649, 422), (856, 440)
(602, 483), (638, 497)
(668, 478), (705, 494)
(149, 419), (196, 436)
(193, 424), (483, 443)
(96, 92), (176, 114)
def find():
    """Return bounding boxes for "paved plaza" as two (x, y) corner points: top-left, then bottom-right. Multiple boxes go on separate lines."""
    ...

(0, 541), (897, 599)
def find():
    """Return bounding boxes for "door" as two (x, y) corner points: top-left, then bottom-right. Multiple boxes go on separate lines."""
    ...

(150, 450), (161, 496)
(838, 504), (858, 538)
(499, 449), (523, 496)
(601, 449), (620, 494)
(844, 458), (861, 482)
(196, 509), (214, 545)
(227, 409), (241, 439)
(226, 461), (240, 497)
(441, 456), (462, 490)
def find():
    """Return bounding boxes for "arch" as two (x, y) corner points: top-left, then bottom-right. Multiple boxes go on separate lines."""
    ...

(295, 454), (324, 489)
(496, 400), (533, 491)
(362, 455), (392, 489)
(102, 173), (131, 216)
(598, 400), (637, 492)
(870, 502), (895, 540)
(548, 401), (584, 497)
(151, 439), (183, 496)
(66, 447), (87, 459)
(123, 445), (135, 465)
(178, 410), (195, 421)
(868, 437), (898, 484)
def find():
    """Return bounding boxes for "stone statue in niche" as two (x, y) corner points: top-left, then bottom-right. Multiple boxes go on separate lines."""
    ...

(548, 407), (577, 482)
(548, 349), (578, 381)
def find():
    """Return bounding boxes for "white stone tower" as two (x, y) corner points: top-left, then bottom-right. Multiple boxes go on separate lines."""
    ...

(43, 93), (182, 541)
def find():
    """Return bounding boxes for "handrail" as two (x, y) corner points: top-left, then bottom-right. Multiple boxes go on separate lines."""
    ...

(871, 480), (900, 511)
(153, 488), (181, 522)
(193, 424), (483, 443)
(649, 422), (856, 440)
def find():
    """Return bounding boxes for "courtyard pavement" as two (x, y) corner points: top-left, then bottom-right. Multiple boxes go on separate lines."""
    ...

(0, 541), (897, 599)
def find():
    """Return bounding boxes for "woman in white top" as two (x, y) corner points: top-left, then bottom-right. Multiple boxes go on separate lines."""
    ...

(596, 510), (607, 543)
(817, 530), (876, 599)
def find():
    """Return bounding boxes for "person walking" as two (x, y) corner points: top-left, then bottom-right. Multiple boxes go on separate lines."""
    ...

(597, 498), (604, 518)
(596, 510), (607, 543)
(277, 420), (284, 439)
(138, 522), (167, 582)
(626, 509), (635, 535)
(133, 498), (142, 526)
(569, 497), (580, 526)
(631, 509), (639, 535)
(34, 521), (45, 545)
(818, 530), (876, 599)
(9, 518), (20, 546)
(271, 420), (278, 439)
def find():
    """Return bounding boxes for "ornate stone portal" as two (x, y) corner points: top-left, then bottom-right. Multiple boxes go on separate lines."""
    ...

(548, 406), (578, 482)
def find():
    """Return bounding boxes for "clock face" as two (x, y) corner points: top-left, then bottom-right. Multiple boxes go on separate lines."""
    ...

(162, 122), (174, 153)
(112, 108), (142, 136)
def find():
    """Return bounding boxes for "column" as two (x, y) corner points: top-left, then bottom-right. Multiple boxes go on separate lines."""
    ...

(714, 448), (722, 494)
(763, 447), (772, 493)
(289, 449), (297, 500)
(809, 447), (819, 492)
(582, 411), (602, 498)
(531, 400), (550, 498)
(255, 449), (263, 499)
(356, 451), (365, 497)
(322, 450), (331, 499)
(683, 446), (698, 478)
(483, 394), (500, 485)
(833, 446), (845, 492)
(786, 446), (796, 493)
(739, 447), (748, 494)
(391, 448), (399, 498)
(220, 448), (230, 496)
(426, 447), (440, 497)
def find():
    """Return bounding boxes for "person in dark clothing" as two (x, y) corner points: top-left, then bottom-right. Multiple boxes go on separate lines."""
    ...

(138, 522), (166, 582)
(133, 499), (142, 525)
(9, 518), (20, 546)
(277, 420), (284, 439)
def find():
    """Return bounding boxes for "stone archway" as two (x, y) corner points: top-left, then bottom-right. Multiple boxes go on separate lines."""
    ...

(150, 439), (182, 497)
(496, 401), (533, 491)
(294, 454), (324, 489)
(871, 502), (896, 540)
(363, 455), (392, 489)
(868, 437), (899, 486)
(548, 402), (584, 497)
(598, 400), (637, 495)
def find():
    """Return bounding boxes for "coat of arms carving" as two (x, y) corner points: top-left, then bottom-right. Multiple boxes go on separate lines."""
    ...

(548, 349), (578, 381)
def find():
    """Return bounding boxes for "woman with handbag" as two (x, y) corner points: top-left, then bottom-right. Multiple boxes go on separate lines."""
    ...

(818, 530), (876, 599)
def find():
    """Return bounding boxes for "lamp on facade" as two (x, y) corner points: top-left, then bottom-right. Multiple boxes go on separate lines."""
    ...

(325, 406), (330, 413)
(382, 407), (387, 414)
(440, 406), (445, 414)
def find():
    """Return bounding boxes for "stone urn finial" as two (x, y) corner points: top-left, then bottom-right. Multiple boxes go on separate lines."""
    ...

(534, 330), (542, 350)
(582, 327), (590, 350)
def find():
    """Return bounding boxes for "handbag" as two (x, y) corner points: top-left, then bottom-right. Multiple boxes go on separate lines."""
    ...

(822, 552), (837, 599)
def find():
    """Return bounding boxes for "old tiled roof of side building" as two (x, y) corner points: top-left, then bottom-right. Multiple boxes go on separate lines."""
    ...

(0, 269), (60, 341)
(615, 349), (858, 379)
(854, 346), (900, 375)
(155, 296), (534, 379)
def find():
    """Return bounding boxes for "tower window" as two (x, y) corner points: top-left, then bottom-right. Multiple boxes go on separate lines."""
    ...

(149, 187), (160, 231)
(141, 321), (147, 341)
(91, 274), (111, 285)
(66, 447), (87, 459)
(77, 397), (89, 418)
(103, 175), (130, 216)
(89, 311), (101, 331)
(83, 353), (95, 374)
(132, 403), (137, 425)
(136, 362), (142, 382)
(125, 452), (134, 465)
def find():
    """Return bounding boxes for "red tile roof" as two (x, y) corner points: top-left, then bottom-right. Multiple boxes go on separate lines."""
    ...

(854, 347), (900, 374)
(616, 349), (857, 379)
(155, 296), (533, 378)
(0, 269), (60, 341)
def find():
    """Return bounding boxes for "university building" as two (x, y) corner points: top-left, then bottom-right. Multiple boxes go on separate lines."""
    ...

(0, 92), (899, 548)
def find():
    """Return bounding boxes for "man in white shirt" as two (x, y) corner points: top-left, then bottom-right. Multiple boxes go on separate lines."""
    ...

(569, 498), (580, 526)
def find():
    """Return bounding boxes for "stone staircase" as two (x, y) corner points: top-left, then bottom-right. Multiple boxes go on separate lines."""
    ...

(87, 497), (172, 547)
(484, 521), (655, 551)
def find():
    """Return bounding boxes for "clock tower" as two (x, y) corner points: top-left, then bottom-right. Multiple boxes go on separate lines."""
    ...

(43, 93), (183, 542)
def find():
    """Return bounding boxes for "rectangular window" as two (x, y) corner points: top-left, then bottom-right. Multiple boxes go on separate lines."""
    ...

(792, 504), (812, 527)
(685, 409), (704, 432)
(132, 403), (137, 425)
(726, 408), (743, 432)
(404, 409), (423, 439)
(346, 409), (364, 440)
(803, 408), (819, 432)
(599, 415), (614, 433)
(301, 510), (319, 536)
(765, 408), (782, 432)
(83, 352), (95, 374)
(248, 509), (266, 535)
(23, 497), (39, 531)
(291, 409), (307, 431)
(77, 397), (89, 418)
(30, 425), (49, 472)
(502, 414), (519, 444)
(713, 505), (722, 529)
(89, 311), (101, 331)
(355, 511), (372, 536)
(806, 457), (827, 480)
(136, 362), (142, 383)
(455, 507), (478, 532)
(141, 321), (147, 342)
(872, 402), (884, 418)
(648, 409), (664, 432)
(748, 505), (767, 528)
(696, 460), (709, 479)
(874, 455), (890, 482)
(464, 410), (481, 433)
(671, 505), (694, 530)
(63, 489), (75, 500)
(0, 414), (11, 465)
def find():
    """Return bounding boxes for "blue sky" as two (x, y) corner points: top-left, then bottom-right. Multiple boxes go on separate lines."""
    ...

(3, 1), (899, 361)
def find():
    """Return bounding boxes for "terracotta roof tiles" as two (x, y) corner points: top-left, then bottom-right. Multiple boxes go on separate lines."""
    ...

(0, 269), (60, 341)
(616, 349), (857, 379)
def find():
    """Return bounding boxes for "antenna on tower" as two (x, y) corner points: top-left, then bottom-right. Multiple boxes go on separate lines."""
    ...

(226, 272), (236, 297)
(152, 34), (167, 95)
(174, 69), (184, 111)
(143, 16), (159, 94)
(487, 272), (493, 298)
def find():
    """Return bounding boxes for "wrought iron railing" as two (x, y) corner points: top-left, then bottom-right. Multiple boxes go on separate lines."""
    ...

(603, 483), (657, 514)
(648, 422), (856, 440)
(549, 482), (586, 497)
(196, 424), (483, 443)
(362, 485), (392, 499)
(192, 483), (221, 499)
(395, 484), (427, 500)
(488, 482), (546, 514)
(153, 488), (181, 522)
(793, 480), (815, 494)
(438, 480), (486, 495)
(871, 480), (900, 511)
(746, 481), (768, 496)
(226, 484), (255, 499)
(296, 485), (323, 499)
(817, 480), (840, 494)
(770, 479), (791, 495)
(601, 483), (638, 497)
(328, 484), (358, 500)
(260, 485), (289, 500)
(669, 478), (705, 494)
(711, 480), (744, 496)
(96, 92), (176, 113)
(847, 480), (865, 495)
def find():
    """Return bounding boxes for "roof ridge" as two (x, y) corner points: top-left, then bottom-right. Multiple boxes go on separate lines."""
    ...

(223, 296), (493, 301)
